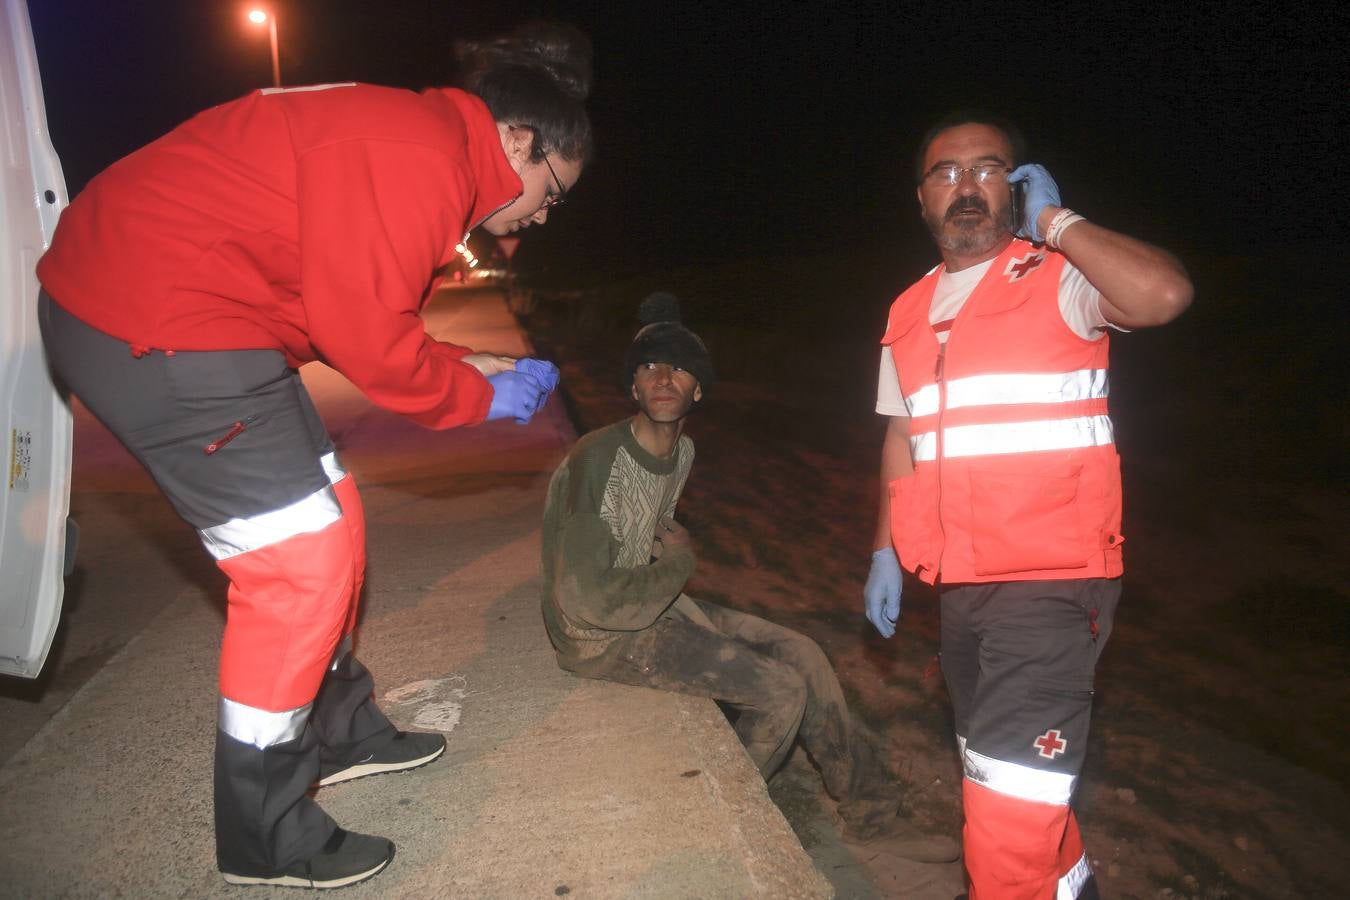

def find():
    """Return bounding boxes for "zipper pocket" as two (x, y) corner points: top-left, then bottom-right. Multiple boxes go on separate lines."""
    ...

(204, 415), (259, 455)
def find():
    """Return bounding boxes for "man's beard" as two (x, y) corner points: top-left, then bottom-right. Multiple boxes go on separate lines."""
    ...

(924, 195), (1012, 257)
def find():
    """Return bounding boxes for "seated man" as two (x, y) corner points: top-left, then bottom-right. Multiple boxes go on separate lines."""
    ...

(540, 292), (957, 862)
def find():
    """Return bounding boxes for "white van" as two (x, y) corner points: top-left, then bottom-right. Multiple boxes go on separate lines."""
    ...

(0, 0), (75, 679)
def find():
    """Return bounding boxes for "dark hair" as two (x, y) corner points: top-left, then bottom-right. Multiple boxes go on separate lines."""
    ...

(914, 110), (1026, 183)
(455, 22), (593, 163)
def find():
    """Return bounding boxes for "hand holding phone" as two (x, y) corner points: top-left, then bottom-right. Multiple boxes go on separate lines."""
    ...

(1006, 165), (1062, 242)
(1009, 181), (1025, 236)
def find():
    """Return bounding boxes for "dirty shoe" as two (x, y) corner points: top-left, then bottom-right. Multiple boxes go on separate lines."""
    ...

(221, 828), (394, 888)
(318, 730), (446, 787)
(843, 815), (962, 863)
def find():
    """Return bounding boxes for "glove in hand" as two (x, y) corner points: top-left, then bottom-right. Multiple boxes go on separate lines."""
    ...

(1007, 164), (1062, 243)
(515, 357), (560, 394)
(486, 371), (548, 424)
(864, 547), (902, 638)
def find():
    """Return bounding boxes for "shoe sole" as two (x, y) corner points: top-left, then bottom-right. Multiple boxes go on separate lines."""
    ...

(317, 742), (446, 787)
(222, 856), (390, 889)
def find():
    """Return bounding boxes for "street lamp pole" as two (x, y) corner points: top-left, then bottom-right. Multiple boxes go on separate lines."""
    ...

(247, 9), (281, 88)
(267, 14), (280, 88)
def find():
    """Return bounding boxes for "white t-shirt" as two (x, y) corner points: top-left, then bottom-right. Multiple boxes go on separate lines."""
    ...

(875, 259), (1121, 415)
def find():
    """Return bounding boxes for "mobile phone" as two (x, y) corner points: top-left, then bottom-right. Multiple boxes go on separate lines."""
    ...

(1009, 181), (1025, 235)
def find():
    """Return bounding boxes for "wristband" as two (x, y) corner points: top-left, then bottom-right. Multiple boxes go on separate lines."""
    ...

(1043, 208), (1074, 246)
(1049, 213), (1085, 248)
(1045, 208), (1085, 250)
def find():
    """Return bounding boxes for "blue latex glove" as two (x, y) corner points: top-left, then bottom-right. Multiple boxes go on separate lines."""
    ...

(485, 370), (548, 424)
(864, 547), (902, 638)
(515, 357), (560, 394)
(1006, 164), (1062, 243)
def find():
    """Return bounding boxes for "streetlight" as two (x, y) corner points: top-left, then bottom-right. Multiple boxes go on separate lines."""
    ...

(247, 9), (281, 88)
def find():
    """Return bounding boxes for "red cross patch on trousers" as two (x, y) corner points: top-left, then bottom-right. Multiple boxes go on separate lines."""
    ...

(1004, 251), (1046, 282)
(1033, 728), (1067, 760)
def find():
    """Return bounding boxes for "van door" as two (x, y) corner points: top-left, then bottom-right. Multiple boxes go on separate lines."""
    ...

(0, 0), (75, 678)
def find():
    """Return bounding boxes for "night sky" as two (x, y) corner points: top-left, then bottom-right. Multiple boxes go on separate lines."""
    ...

(28, 1), (1344, 285)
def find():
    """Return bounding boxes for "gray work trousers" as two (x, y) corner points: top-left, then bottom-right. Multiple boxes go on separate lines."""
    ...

(940, 577), (1121, 777)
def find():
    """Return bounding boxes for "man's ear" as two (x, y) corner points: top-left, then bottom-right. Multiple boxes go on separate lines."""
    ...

(631, 382), (639, 403)
(693, 383), (703, 403)
(497, 123), (535, 171)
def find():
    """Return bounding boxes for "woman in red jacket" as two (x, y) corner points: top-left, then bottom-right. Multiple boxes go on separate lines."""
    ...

(36, 22), (590, 890)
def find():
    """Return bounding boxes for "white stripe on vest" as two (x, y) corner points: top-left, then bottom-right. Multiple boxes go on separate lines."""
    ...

(910, 415), (1114, 462)
(946, 369), (1109, 409)
(903, 368), (1109, 418)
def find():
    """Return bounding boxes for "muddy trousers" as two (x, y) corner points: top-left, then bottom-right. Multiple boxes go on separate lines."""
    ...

(38, 293), (395, 875)
(572, 595), (896, 828)
(940, 578), (1121, 900)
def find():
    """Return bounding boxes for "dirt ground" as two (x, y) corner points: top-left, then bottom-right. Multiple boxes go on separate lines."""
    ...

(520, 255), (1349, 899)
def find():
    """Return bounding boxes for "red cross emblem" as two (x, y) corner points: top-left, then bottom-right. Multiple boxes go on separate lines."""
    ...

(1033, 729), (1067, 760)
(1004, 252), (1046, 282)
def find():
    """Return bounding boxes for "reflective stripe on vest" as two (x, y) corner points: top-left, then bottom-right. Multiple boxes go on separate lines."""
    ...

(963, 744), (1075, 805)
(905, 367), (1113, 463)
(219, 696), (311, 749)
(904, 368), (1108, 418)
(949, 368), (1108, 410)
(911, 414), (1115, 462)
(904, 383), (942, 418)
(198, 484), (342, 561)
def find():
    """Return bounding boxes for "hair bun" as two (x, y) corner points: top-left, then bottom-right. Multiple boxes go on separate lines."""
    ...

(513, 21), (592, 101)
(638, 292), (682, 326)
(453, 21), (593, 161)
(457, 22), (592, 102)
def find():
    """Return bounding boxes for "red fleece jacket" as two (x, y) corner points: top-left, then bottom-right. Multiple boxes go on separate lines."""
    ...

(38, 84), (522, 429)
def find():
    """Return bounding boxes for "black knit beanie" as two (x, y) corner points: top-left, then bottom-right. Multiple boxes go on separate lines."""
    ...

(623, 292), (715, 399)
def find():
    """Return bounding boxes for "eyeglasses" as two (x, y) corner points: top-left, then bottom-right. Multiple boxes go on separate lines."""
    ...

(921, 164), (1011, 186)
(541, 155), (567, 209)
(509, 124), (569, 210)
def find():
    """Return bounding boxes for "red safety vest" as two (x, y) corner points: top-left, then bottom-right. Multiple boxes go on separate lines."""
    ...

(881, 239), (1124, 585)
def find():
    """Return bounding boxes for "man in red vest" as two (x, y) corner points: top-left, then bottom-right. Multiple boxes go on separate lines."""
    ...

(863, 112), (1193, 898)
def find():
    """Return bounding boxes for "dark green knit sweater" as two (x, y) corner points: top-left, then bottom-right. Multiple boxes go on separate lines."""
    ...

(541, 418), (697, 670)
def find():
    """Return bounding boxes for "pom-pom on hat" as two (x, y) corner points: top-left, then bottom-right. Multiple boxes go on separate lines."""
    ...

(623, 292), (714, 399)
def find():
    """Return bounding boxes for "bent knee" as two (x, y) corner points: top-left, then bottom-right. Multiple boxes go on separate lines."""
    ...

(778, 630), (832, 675)
(763, 659), (808, 713)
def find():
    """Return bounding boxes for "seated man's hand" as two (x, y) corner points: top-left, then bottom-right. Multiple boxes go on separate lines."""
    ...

(655, 517), (689, 549)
